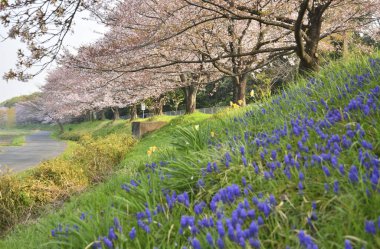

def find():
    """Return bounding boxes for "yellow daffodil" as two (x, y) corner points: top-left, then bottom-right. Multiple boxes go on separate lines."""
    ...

(231, 103), (240, 109)
(238, 99), (243, 106)
(210, 131), (215, 137)
(250, 90), (255, 97)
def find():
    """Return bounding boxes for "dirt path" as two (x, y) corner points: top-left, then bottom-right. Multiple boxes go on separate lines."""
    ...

(0, 131), (66, 172)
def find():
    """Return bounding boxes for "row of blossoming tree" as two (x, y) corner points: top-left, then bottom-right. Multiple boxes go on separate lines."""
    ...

(2, 0), (379, 126)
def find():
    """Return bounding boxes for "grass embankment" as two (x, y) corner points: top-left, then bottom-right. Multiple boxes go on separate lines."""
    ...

(0, 112), (214, 248)
(0, 120), (140, 236)
(2, 54), (380, 248)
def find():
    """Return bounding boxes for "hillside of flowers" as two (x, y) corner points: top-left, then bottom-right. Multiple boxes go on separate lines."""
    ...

(49, 56), (380, 249)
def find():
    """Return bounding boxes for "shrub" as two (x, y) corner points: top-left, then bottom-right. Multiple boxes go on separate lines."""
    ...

(73, 134), (136, 182)
(29, 159), (88, 203)
(0, 171), (31, 232)
(0, 132), (136, 235)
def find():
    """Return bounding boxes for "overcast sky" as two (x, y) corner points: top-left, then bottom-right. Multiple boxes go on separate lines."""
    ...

(0, 12), (106, 103)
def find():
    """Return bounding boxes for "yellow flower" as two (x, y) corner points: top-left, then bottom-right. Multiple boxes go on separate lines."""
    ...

(150, 146), (158, 152)
(230, 101), (233, 107)
(238, 99), (243, 106)
(210, 131), (215, 137)
(147, 149), (152, 156)
(231, 103), (240, 109)
(194, 125), (199, 131)
(250, 90), (255, 97)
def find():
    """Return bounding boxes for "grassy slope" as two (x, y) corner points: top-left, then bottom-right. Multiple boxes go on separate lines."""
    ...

(1, 54), (380, 249)
(0, 112), (214, 248)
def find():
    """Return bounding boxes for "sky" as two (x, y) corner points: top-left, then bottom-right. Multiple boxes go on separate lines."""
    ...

(0, 11), (106, 103)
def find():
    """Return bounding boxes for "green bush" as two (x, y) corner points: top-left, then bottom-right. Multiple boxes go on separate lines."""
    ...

(73, 134), (136, 182)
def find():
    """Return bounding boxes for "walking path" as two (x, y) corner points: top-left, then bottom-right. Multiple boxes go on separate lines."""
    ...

(0, 131), (66, 172)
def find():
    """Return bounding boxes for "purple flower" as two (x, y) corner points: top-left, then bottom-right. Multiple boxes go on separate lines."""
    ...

(103, 237), (113, 249)
(249, 221), (259, 236)
(240, 208), (247, 220)
(238, 236), (246, 248)
(130, 180), (139, 187)
(217, 237), (225, 249)
(194, 202), (206, 215)
(269, 194), (276, 206)
(227, 225), (235, 241)
(192, 238), (201, 249)
(248, 209), (256, 219)
(216, 221), (225, 237)
(197, 179), (205, 188)
(271, 150), (277, 160)
(108, 227), (117, 241)
(298, 230), (318, 249)
(80, 212), (86, 220)
(258, 202), (271, 217)
(93, 242), (102, 249)
(242, 177), (247, 186)
(298, 181), (304, 191)
(322, 166), (331, 177)
(263, 171), (270, 180)
(242, 156), (248, 167)
(240, 146), (245, 156)
(249, 238), (260, 248)
(324, 183), (329, 192)
(348, 165), (359, 183)
(333, 180), (339, 194)
(339, 164), (345, 175)
(361, 140), (373, 150)
(129, 227), (136, 240)
(312, 202), (317, 210)
(207, 162), (213, 173)
(257, 216), (264, 226)
(299, 172), (305, 181)
(114, 217), (122, 232)
(206, 233), (214, 247)
(365, 220), (376, 234)
(344, 240), (353, 249)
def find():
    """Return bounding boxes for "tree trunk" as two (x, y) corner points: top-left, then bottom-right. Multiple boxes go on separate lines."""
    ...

(130, 104), (138, 121)
(183, 85), (199, 114)
(99, 110), (106, 120)
(57, 120), (64, 133)
(112, 107), (120, 120)
(232, 75), (247, 106)
(92, 111), (97, 121)
(295, 0), (330, 75)
(154, 95), (165, 115)
(298, 56), (319, 74)
(342, 31), (351, 58)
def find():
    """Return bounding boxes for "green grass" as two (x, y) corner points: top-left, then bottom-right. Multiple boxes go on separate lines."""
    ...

(1, 53), (380, 249)
(10, 136), (25, 146)
(57, 115), (178, 141)
(0, 128), (32, 146)
(0, 128), (32, 136)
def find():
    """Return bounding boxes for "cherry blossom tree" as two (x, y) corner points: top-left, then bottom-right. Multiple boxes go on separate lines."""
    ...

(183, 0), (380, 73)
